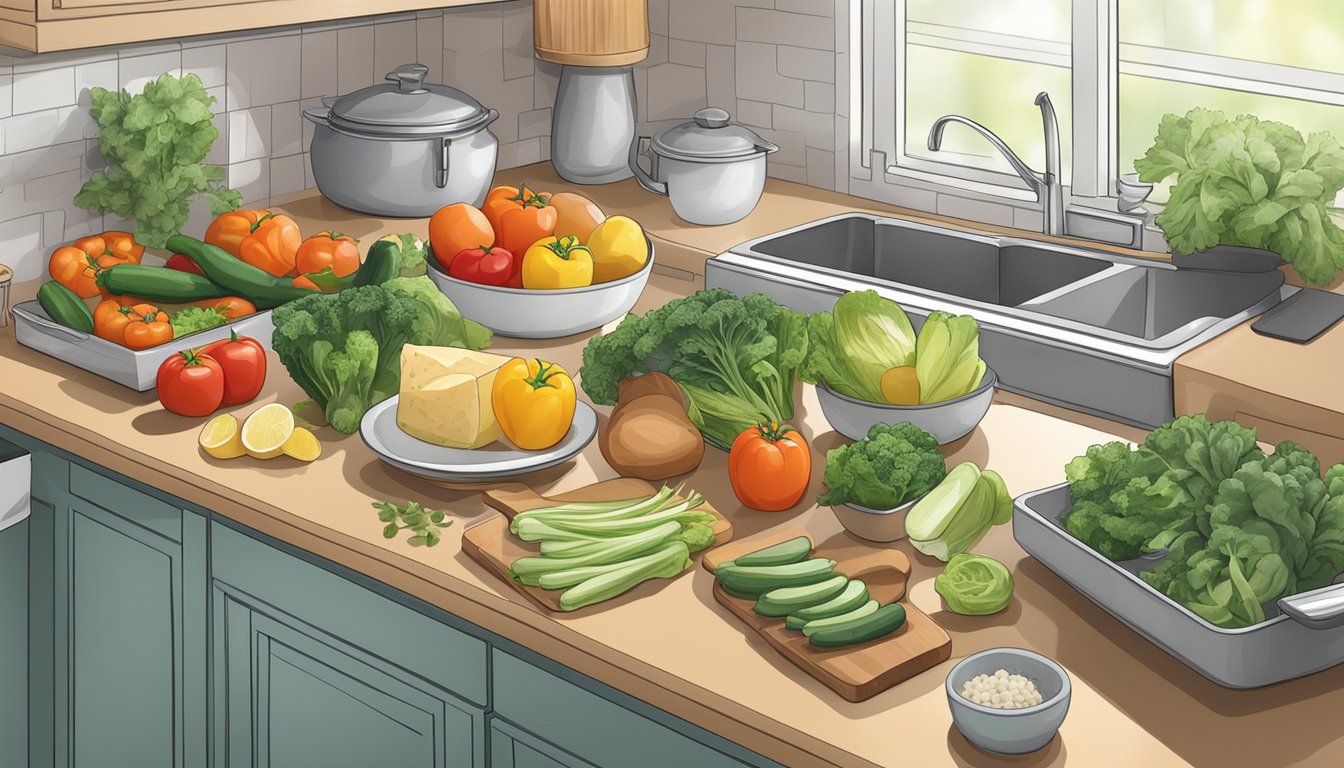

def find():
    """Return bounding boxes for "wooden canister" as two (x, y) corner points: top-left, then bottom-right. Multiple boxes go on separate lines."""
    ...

(534, 0), (650, 67)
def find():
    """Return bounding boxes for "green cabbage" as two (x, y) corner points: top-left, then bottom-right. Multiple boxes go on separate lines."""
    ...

(935, 553), (1014, 615)
(802, 290), (915, 403)
(915, 311), (987, 404)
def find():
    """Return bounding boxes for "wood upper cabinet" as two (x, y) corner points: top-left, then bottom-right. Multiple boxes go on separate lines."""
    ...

(0, 0), (491, 53)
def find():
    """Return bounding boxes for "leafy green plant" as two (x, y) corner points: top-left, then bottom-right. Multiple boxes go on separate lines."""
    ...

(75, 73), (240, 249)
(373, 500), (454, 547)
(1134, 108), (1344, 285)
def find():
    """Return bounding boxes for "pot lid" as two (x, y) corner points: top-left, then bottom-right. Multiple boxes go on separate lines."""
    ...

(327, 64), (496, 138)
(651, 108), (779, 162)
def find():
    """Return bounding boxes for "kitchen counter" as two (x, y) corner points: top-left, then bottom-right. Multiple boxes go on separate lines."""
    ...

(5, 172), (1344, 768)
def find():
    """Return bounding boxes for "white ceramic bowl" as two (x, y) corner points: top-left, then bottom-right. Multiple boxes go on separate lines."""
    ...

(946, 648), (1071, 755)
(833, 495), (923, 542)
(425, 239), (653, 339)
(815, 367), (996, 445)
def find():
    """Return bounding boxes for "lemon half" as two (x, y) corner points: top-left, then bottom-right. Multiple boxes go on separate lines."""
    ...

(281, 427), (322, 462)
(241, 403), (295, 460)
(199, 413), (246, 459)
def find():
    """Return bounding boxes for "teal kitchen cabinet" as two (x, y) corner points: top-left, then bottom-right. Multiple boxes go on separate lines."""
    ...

(488, 718), (599, 768)
(211, 521), (489, 768)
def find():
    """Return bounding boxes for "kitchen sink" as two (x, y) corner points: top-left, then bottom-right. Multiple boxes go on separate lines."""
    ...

(706, 213), (1289, 428)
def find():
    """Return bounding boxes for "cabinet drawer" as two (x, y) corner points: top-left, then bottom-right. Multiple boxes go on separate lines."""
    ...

(492, 650), (768, 768)
(489, 718), (597, 768)
(212, 521), (488, 706)
(69, 463), (181, 542)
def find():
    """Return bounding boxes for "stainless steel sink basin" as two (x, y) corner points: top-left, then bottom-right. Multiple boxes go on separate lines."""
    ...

(706, 213), (1288, 428)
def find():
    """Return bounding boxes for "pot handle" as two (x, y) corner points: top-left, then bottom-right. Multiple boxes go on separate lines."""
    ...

(303, 106), (331, 125)
(435, 136), (450, 189)
(629, 136), (668, 196)
(1279, 582), (1344, 630)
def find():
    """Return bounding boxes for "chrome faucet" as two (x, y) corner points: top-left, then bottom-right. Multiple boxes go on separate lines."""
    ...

(927, 92), (1064, 236)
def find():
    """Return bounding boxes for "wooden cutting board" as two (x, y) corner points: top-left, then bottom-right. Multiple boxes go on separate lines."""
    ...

(702, 527), (952, 702)
(462, 478), (733, 614)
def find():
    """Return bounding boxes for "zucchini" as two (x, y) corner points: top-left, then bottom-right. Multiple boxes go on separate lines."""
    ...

(166, 235), (313, 309)
(714, 558), (837, 599)
(98, 264), (227, 302)
(36, 281), (93, 333)
(808, 603), (907, 649)
(754, 574), (848, 617)
(353, 244), (399, 287)
(801, 599), (880, 636)
(785, 580), (870, 629)
(731, 536), (813, 568)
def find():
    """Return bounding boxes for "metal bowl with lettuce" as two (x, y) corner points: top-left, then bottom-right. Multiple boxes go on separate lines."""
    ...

(802, 290), (995, 445)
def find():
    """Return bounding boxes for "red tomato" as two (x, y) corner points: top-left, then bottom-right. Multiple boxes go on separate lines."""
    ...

(200, 331), (267, 406)
(448, 245), (518, 287)
(156, 350), (225, 417)
(728, 423), (812, 512)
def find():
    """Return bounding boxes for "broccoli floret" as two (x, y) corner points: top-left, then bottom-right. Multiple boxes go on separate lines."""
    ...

(816, 422), (946, 509)
(272, 283), (487, 434)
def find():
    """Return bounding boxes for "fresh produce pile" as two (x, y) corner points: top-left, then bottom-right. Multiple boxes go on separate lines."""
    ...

(429, 186), (649, 289)
(506, 485), (718, 611)
(270, 278), (491, 434)
(1134, 108), (1344, 286)
(803, 290), (986, 406)
(1064, 415), (1344, 628)
(580, 289), (809, 450)
(714, 536), (907, 649)
(816, 422), (946, 510)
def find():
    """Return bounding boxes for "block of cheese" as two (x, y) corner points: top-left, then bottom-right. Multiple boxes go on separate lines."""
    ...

(397, 345), (509, 449)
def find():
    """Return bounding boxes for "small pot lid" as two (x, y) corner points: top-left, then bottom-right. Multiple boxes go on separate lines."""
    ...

(327, 64), (496, 138)
(651, 108), (779, 162)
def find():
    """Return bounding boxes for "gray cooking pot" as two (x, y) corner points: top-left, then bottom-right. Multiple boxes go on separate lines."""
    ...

(304, 64), (499, 217)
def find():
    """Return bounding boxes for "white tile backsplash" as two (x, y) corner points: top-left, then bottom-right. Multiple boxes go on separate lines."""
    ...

(2, 0), (855, 285)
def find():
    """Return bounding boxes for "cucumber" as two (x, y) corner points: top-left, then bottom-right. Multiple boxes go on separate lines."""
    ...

(98, 264), (227, 302)
(714, 558), (837, 599)
(808, 603), (907, 649)
(353, 244), (399, 287)
(731, 536), (812, 568)
(166, 235), (313, 309)
(785, 580), (870, 629)
(801, 599), (880, 636)
(754, 575), (848, 617)
(36, 281), (93, 333)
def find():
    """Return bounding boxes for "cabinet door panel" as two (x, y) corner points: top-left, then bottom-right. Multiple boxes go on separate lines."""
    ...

(69, 502), (182, 768)
(215, 586), (485, 768)
(489, 719), (598, 768)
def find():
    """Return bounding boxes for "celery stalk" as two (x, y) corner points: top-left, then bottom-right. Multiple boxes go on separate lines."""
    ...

(510, 487), (676, 534)
(509, 521), (681, 584)
(557, 542), (692, 611)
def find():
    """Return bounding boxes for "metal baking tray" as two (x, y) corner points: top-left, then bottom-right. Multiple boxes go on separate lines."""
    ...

(1014, 482), (1344, 688)
(11, 300), (274, 392)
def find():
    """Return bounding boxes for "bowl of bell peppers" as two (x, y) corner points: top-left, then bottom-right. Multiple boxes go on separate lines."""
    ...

(424, 186), (655, 339)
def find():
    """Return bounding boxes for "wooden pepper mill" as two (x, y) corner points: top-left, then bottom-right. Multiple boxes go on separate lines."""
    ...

(534, 0), (649, 184)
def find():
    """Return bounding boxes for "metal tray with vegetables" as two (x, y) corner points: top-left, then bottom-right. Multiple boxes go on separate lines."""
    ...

(1014, 414), (1344, 688)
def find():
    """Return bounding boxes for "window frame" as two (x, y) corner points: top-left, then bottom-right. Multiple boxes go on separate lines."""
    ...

(848, 0), (1344, 213)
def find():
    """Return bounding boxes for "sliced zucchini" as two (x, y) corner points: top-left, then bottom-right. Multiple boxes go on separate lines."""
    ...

(801, 599), (880, 636)
(731, 536), (812, 568)
(785, 580), (869, 629)
(715, 558), (837, 599)
(808, 603), (907, 648)
(754, 574), (848, 617)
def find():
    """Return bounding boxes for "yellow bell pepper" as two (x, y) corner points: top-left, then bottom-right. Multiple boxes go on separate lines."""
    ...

(491, 357), (577, 450)
(588, 215), (649, 283)
(521, 235), (594, 289)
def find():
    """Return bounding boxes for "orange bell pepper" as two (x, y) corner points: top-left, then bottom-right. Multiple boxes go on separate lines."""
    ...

(205, 210), (301, 278)
(295, 231), (360, 289)
(48, 231), (143, 298)
(94, 299), (171, 348)
(482, 185), (558, 265)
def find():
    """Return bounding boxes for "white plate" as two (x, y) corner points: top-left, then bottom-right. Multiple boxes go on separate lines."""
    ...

(359, 395), (598, 481)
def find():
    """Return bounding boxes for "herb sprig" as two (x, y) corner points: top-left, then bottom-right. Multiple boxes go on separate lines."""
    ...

(373, 500), (454, 547)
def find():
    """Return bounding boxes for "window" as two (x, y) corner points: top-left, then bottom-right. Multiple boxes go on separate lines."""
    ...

(850, 0), (1344, 210)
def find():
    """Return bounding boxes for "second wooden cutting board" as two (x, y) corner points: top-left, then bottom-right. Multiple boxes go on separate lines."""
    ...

(703, 528), (952, 702)
(462, 478), (732, 614)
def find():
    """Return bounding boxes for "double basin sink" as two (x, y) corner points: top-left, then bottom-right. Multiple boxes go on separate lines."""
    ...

(706, 213), (1288, 428)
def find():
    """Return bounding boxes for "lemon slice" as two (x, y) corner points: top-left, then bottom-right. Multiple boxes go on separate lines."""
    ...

(281, 427), (322, 462)
(199, 413), (246, 459)
(241, 403), (295, 460)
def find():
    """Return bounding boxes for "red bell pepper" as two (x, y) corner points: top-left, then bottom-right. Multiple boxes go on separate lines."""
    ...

(165, 253), (205, 276)
(448, 245), (520, 287)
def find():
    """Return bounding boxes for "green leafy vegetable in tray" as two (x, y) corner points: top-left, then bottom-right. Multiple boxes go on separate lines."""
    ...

(1063, 414), (1344, 628)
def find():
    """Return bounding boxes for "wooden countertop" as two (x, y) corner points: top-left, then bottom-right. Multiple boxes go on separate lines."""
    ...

(5, 173), (1344, 768)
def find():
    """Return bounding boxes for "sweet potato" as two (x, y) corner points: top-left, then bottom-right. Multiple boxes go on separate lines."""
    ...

(600, 374), (704, 480)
